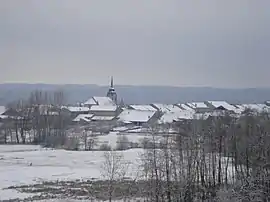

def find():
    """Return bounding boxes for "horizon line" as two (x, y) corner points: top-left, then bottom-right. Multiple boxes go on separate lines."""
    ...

(0, 82), (270, 90)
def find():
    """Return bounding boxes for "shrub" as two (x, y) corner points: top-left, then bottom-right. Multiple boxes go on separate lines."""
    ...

(99, 143), (112, 151)
(116, 135), (130, 150)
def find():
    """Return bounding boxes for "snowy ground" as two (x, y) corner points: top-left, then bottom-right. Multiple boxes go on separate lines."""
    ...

(0, 145), (143, 201)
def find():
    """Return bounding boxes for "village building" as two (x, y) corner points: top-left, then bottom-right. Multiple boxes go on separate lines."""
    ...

(158, 110), (195, 125)
(151, 103), (182, 113)
(205, 101), (239, 113)
(117, 109), (158, 126)
(185, 102), (212, 113)
(89, 105), (119, 117)
(62, 106), (90, 118)
(176, 103), (195, 111)
(73, 77), (121, 126)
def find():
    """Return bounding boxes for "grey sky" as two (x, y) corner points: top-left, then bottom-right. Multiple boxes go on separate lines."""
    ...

(1, 0), (270, 87)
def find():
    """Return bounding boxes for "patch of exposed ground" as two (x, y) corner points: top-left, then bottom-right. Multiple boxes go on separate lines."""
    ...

(3, 180), (149, 201)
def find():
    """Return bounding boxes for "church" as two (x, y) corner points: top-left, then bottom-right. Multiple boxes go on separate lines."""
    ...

(84, 76), (118, 107)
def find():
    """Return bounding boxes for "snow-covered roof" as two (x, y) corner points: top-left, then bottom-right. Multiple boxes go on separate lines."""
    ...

(64, 106), (90, 112)
(0, 115), (8, 119)
(91, 116), (115, 121)
(158, 110), (195, 123)
(0, 106), (6, 115)
(129, 105), (157, 111)
(177, 104), (195, 111)
(151, 103), (181, 113)
(165, 104), (183, 112)
(207, 101), (238, 111)
(73, 114), (94, 122)
(84, 97), (97, 105)
(84, 96), (115, 106)
(151, 103), (170, 112)
(186, 102), (209, 109)
(90, 105), (117, 112)
(117, 109), (156, 123)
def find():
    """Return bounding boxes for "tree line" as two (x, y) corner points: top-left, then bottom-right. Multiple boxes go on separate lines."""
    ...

(101, 110), (270, 201)
(1, 90), (71, 147)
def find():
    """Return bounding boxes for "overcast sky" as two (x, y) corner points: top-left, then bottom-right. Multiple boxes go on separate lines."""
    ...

(1, 1), (270, 87)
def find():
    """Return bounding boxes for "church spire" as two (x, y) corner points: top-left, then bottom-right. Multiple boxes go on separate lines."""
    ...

(110, 76), (114, 88)
(107, 76), (117, 104)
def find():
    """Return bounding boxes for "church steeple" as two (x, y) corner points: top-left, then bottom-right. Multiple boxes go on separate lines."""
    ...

(110, 76), (114, 88)
(107, 76), (117, 104)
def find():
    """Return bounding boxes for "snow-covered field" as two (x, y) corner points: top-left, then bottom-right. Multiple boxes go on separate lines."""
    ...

(0, 145), (143, 201)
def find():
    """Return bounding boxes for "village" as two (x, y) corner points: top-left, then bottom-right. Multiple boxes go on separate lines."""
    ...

(1, 77), (270, 151)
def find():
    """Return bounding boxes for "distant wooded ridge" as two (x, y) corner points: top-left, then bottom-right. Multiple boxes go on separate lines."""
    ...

(0, 83), (270, 105)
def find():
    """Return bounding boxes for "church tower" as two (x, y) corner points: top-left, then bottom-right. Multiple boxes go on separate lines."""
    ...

(107, 76), (117, 104)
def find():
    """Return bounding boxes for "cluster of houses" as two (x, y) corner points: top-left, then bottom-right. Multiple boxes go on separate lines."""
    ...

(60, 78), (270, 127)
(64, 98), (270, 127)
(1, 78), (270, 131)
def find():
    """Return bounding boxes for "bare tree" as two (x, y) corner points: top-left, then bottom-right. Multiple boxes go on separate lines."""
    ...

(101, 150), (129, 202)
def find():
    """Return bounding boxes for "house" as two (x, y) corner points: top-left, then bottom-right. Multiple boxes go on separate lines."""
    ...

(165, 104), (184, 112)
(89, 105), (119, 117)
(185, 102), (211, 113)
(90, 115), (117, 131)
(177, 104), (196, 111)
(151, 103), (182, 113)
(158, 110), (195, 124)
(206, 101), (238, 112)
(73, 114), (94, 124)
(117, 109), (158, 126)
(62, 106), (90, 118)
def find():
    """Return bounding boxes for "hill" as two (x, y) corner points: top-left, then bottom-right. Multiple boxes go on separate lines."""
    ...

(0, 83), (270, 105)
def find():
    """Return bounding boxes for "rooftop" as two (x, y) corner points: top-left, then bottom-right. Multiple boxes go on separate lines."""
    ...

(91, 115), (115, 121)
(90, 105), (117, 112)
(84, 96), (116, 106)
(177, 104), (195, 111)
(151, 103), (181, 113)
(73, 114), (94, 122)
(158, 110), (195, 123)
(129, 105), (157, 111)
(117, 109), (156, 123)
(207, 101), (238, 111)
(63, 106), (90, 112)
(186, 102), (209, 109)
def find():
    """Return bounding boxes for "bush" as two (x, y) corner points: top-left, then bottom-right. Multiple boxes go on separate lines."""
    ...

(99, 143), (112, 151)
(116, 135), (130, 150)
